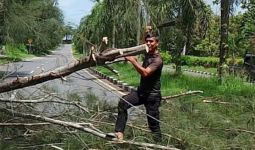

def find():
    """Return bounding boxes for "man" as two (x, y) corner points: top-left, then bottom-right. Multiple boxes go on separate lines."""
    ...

(114, 32), (163, 142)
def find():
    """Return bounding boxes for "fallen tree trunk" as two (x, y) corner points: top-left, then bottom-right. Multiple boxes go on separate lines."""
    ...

(0, 44), (148, 93)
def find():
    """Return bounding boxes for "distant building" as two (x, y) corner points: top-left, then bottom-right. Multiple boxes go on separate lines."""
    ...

(63, 34), (73, 44)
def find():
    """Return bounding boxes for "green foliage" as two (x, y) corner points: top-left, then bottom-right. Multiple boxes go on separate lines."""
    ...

(73, 0), (141, 54)
(0, 44), (33, 63)
(0, 0), (64, 54)
(194, 37), (219, 56)
(182, 55), (243, 67)
(160, 51), (172, 64)
(182, 55), (219, 67)
(72, 44), (84, 59)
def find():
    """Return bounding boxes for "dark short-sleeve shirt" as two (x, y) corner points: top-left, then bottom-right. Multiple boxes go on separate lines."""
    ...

(138, 52), (163, 94)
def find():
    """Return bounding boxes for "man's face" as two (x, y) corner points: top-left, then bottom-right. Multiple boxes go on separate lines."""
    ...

(146, 37), (158, 53)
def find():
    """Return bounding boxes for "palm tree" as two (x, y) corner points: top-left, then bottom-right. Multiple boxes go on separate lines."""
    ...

(217, 0), (245, 82)
(218, 0), (230, 82)
(75, 0), (209, 75)
(74, 0), (147, 51)
(143, 0), (209, 74)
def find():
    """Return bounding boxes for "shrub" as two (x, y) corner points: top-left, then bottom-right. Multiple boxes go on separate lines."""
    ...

(182, 55), (219, 67)
(4, 44), (29, 61)
(160, 51), (172, 64)
(226, 58), (243, 66)
(181, 55), (243, 68)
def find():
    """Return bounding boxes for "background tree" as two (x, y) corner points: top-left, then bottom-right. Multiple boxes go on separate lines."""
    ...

(241, 0), (255, 53)
(74, 0), (155, 55)
(218, 0), (230, 82)
(212, 0), (247, 81)
(143, 0), (209, 74)
(74, 0), (209, 75)
(0, 0), (64, 54)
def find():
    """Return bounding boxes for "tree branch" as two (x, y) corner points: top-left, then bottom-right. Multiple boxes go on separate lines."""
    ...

(0, 122), (50, 127)
(0, 108), (178, 149)
(202, 100), (232, 105)
(0, 108), (109, 139)
(109, 140), (180, 150)
(0, 44), (148, 93)
(162, 91), (203, 101)
(0, 98), (89, 113)
(157, 20), (177, 29)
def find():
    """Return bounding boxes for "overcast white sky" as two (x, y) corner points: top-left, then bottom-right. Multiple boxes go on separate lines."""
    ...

(57, 0), (244, 26)
(58, 0), (95, 26)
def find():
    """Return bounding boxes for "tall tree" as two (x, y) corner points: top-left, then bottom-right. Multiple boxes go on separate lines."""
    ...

(242, 0), (255, 53)
(144, 0), (209, 74)
(0, 0), (64, 53)
(214, 0), (245, 81)
(218, 0), (230, 82)
(74, 0), (158, 54)
(76, 0), (209, 75)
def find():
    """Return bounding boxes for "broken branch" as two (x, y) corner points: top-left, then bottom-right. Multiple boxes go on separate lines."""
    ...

(109, 140), (180, 150)
(0, 44), (148, 93)
(162, 91), (203, 101)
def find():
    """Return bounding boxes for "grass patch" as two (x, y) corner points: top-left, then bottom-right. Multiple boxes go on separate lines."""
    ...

(95, 62), (140, 86)
(72, 44), (84, 59)
(95, 62), (255, 149)
(0, 44), (34, 64)
(182, 65), (217, 74)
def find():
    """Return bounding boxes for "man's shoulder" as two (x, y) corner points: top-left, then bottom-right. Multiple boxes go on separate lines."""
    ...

(154, 53), (163, 63)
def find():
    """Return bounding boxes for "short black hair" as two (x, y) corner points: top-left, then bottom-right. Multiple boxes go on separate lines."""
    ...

(145, 32), (159, 42)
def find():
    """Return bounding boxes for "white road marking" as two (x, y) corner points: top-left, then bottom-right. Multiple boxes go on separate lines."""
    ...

(84, 69), (125, 96)
(30, 70), (34, 74)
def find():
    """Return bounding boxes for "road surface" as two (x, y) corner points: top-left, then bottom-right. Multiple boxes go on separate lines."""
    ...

(0, 44), (125, 115)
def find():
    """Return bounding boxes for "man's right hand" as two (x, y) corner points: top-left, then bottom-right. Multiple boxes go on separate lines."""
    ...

(125, 56), (137, 63)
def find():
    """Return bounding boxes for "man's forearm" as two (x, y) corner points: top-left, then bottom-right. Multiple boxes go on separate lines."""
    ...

(130, 60), (150, 77)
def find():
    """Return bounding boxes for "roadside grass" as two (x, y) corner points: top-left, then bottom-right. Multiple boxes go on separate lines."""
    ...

(165, 64), (217, 74)
(0, 44), (34, 65)
(72, 44), (84, 59)
(94, 62), (255, 149)
(181, 65), (217, 73)
(95, 62), (140, 86)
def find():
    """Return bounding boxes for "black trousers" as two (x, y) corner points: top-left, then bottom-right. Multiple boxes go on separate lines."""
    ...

(115, 90), (161, 141)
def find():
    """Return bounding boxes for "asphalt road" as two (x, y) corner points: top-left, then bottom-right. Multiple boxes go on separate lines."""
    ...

(0, 44), (125, 114)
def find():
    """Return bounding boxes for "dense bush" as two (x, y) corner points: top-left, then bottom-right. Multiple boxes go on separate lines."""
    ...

(181, 55), (243, 68)
(0, 0), (64, 54)
(3, 44), (29, 61)
(160, 51), (172, 64)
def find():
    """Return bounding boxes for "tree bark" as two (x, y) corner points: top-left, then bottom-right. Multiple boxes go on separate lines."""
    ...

(218, 0), (230, 82)
(0, 44), (148, 93)
(162, 91), (203, 101)
(137, 0), (142, 46)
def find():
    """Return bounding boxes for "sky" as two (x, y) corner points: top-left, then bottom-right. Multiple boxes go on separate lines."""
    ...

(58, 0), (244, 27)
(58, 0), (95, 26)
